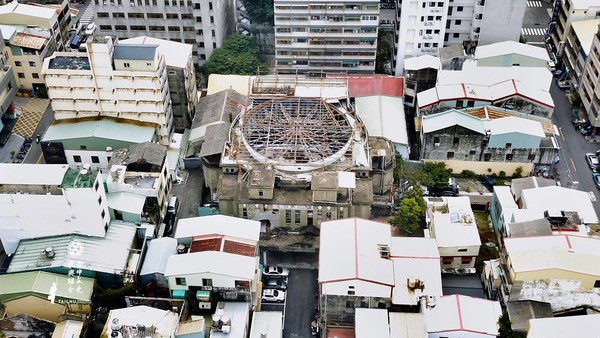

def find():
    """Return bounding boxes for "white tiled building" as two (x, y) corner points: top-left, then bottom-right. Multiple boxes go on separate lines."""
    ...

(42, 36), (174, 146)
(91, 0), (236, 68)
(0, 163), (110, 255)
(273, 0), (380, 74)
(394, 0), (527, 74)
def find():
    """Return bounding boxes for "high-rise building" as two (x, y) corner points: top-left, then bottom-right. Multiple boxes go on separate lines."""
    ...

(548, 0), (600, 61)
(575, 23), (600, 130)
(273, 0), (380, 74)
(394, 0), (526, 75)
(42, 36), (174, 145)
(91, 0), (236, 69)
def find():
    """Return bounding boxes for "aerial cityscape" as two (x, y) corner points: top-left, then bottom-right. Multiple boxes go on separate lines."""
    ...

(0, 0), (599, 337)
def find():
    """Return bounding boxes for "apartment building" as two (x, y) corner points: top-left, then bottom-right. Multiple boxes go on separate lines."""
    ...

(273, 0), (380, 74)
(91, 0), (236, 68)
(576, 23), (600, 129)
(42, 36), (174, 146)
(0, 163), (110, 255)
(548, 0), (600, 60)
(394, 0), (526, 74)
(0, 29), (16, 120)
(0, 0), (70, 92)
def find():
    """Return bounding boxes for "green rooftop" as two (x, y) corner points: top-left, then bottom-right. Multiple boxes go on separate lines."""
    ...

(61, 167), (99, 188)
(0, 271), (94, 303)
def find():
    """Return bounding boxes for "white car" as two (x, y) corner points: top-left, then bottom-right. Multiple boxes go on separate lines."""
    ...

(84, 22), (96, 35)
(262, 266), (289, 278)
(262, 289), (286, 303)
(586, 153), (599, 170)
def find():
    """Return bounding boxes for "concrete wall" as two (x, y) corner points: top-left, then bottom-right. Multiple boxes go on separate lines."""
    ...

(167, 271), (255, 291)
(322, 279), (392, 298)
(479, 0), (526, 46)
(423, 158), (533, 176)
(5, 295), (66, 322)
(513, 269), (598, 289)
(476, 54), (547, 68)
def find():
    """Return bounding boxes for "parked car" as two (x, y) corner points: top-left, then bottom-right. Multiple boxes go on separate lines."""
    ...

(479, 175), (496, 192)
(262, 289), (285, 303)
(428, 186), (459, 197)
(163, 213), (176, 237)
(585, 153), (599, 170)
(262, 266), (289, 278)
(593, 173), (600, 189)
(557, 79), (572, 90)
(263, 278), (287, 291)
(84, 22), (96, 35)
(581, 125), (593, 136)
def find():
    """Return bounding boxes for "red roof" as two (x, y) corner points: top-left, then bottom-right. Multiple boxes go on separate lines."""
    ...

(326, 328), (354, 338)
(189, 235), (256, 257)
(328, 74), (404, 97)
(190, 237), (222, 253)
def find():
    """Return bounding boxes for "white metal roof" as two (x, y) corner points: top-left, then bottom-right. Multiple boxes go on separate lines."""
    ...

(121, 36), (192, 69)
(404, 54), (440, 70)
(43, 119), (156, 144)
(571, 19), (600, 56)
(164, 251), (257, 280)
(0, 163), (68, 185)
(207, 74), (253, 95)
(106, 192), (146, 214)
(421, 109), (486, 134)
(355, 308), (390, 338)
(391, 254), (442, 305)
(52, 320), (84, 338)
(318, 218), (394, 286)
(428, 197), (481, 248)
(475, 41), (550, 62)
(355, 96), (408, 146)
(390, 237), (439, 258)
(389, 312), (426, 338)
(487, 116), (546, 138)
(521, 186), (599, 224)
(174, 215), (260, 242)
(105, 306), (179, 337)
(424, 294), (502, 335)
(505, 235), (600, 275)
(140, 237), (178, 276)
(528, 314), (600, 338)
(571, 0), (600, 8)
(249, 312), (283, 338)
(0, 1), (55, 20)
(438, 65), (552, 90)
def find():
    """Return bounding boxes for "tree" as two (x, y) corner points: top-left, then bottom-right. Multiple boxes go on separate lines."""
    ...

(423, 162), (451, 188)
(498, 312), (526, 338)
(240, 0), (274, 25)
(376, 29), (392, 74)
(389, 198), (422, 234)
(204, 34), (268, 76)
(394, 156), (428, 185)
(403, 185), (427, 215)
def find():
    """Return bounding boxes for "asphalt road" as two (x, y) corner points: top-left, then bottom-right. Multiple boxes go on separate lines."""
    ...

(522, 0), (553, 46)
(549, 81), (600, 218)
(282, 269), (318, 338)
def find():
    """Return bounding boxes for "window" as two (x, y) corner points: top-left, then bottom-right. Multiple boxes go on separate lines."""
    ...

(168, 26), (180, 31)
(506, 154), (513, 161)
(130, 25), (146, 30)
(461, 257), (472, 264)
(347, 286), (355, 295)
(194, 3), (200, 9)
(17, 73), (25, 78)
(97, 12), (109, 17)
(200, 54), (206, 60)
(73, 155), (82, 162)
(32, 73), (39, 79)
(258, 190), (263, 197)
(505, 143), (512, 148)
(128, 12), (144, 18)
(175, 277), (186, 285)
(80, 145), (87, 150)
(98, 196), (102, 205)
(346, 300), (354, 308)
(195, 16), (202, 22)
(166, 13), (179, 19)
(101, 209), (106, 218)
(458, 248), (467, 252)
(202, 278), (213, 287)
(469, 150), (476, 155)
(285, 210), (291, 223)
(115, 25), (127, 30)
(210, 16), (214, 23)
(15, 61), (22, 66)
(467, 100), (475, 107)
(91, 156), (100, 163)
(149, 26), (165, 31)
(209, 1), (213, 9)
(483, 153), (491, 161)
(447, 151), (454, 159)
(453, 33), (460, 38)
(433, 137), (440, 145)
(455, 19), (462, 25)
(594, 280), (600, 288)
(211, 29), (215, 37)
(148, 13), (163, 18)
(295, 210), (301, 223)
(124, 62), (130, 67)
(197, 29), (203, 35)
(95, 181), (100, 191)
(28, 61), (36, 67)
(198, 42), (204, 47)
(457, 6), (463, 11)
(113, 12), (125, 17)
(442, 257), (453, 264)
(453, 137), (459, 146)
(212, 42), (217, 48)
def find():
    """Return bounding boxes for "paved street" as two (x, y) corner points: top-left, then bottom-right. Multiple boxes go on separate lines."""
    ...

(549, 82), (600, 218)
(522, 0), (553, 46)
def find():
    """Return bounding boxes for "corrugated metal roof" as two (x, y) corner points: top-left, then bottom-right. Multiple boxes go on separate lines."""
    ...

(424, 295), (502, 335)
(0, 163), (68, 185)
(164, 251), (257, 279)
(404, 54), (441, 70)
(475, 41), (549, 62)
(10, 32), (46, 50)
(0, 271), (94, 302)
(191, 89), (245, 147)
(139, 237), (177, 276)
(389, 312), (426, 338)
(43, 118), (156, 143)
(355, 309), (390, 338)
(113, 44), (157, 61)
(330, 75), (403, 97)
(175, 215), (260, 242)
(106, 192), (146, 214)
(7, 221), (136, 275)
(421, 109), (486, 134)
(355, 96), (408, 145)
(110, 142), (167, 167)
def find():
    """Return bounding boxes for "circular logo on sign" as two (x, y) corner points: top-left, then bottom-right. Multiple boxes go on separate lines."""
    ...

(67, 241), (84, 257)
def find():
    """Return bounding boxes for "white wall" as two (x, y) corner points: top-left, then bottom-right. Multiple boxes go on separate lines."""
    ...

(429, 330), (496, 338)
(478, 0), (526, 45)
(322, 279), (392, 298)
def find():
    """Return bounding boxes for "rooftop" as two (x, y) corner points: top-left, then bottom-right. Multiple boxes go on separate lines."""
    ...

(404, 54), (441, 71)
(355, 95), (408, 146)
(505, 300), (553, 333)
(521, 186), (598, 224)
(571, 19), (600, 57)
(61, 166), (99, 189)
(121, 36), (191, 68)
(355, 308), (390, 338)
(249, 312), (283, 338)
(174, 215), (260, 242)
(475, 40), (550, 61)
(389, 312), (426, 338)
(328, 74), (404, 97)
(0, 1), (56, 20)
(7, 221), (136, 275)
(10, 32), (47, 50)
(164, 251), (257, 280)
(113, 44), (158, 61)
(43, 117), (157, 144)
(139, 237), (178, 276)
(0, 314), (55, 337)
(510, 176), (557, 201)
(0, 163), (69, 186)
(528, 314), (600, 338)
(424, 294), (502, 335)
(210, 302), (250, 338)
(102, 306), (179, 338)
(0, 271), (94, 303)
(427, 197), (481, 248)
(513, 279), (600, 313)
(48, 56), (91, 71)
(109, 142), (167, 168)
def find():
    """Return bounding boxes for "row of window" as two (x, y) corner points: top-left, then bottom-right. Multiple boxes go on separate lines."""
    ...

(277, 50), (375, 57)
(440, 151), (531, 162)
(17, 72), (40, 79)
(73, 154), (105, 163)
(275, 4), (378, 11)
(97, 12), (194, 19)
(441, 256), (472, 264)
(96, 0), (213, 7)
(14, 61), (36, 67)
(276, 15), (378, 22)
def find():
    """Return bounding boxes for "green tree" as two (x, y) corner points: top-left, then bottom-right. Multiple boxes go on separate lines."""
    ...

(389, 198), (422, 234)
(376, 29), (392, 74)
(394, 156), (428, 185)
(423, 162), (451, 188)
(403, 185), (427, 215)
(498, 312), (526, 338)
(204, 34), (268, 76)
(241, 0), (274, 25)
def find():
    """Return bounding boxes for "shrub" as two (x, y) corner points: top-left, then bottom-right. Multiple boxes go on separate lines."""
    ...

(512, 166), (523, 178)
(459, 170), (477, 179)
(498, 171), (506, 178)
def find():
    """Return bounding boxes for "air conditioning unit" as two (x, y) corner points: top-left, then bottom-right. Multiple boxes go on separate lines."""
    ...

(434, 142), (440, 147)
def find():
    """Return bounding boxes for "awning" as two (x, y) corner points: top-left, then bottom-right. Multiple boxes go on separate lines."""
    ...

(172, 289), (186, 299)
(196, 290), (210, 301)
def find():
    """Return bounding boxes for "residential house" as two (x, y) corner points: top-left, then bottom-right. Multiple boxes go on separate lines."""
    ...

(527, 314), (600, 338)
(0, 314), (55, 338)
(105, 142), (171, 221)
(102, 306), (179, 338)
(41, 35), (174, 146)
(210, 302), (251, 338)
(426, 197), (481, 274)
(166, 215), (261, 310)
(41, 117), (158, 169)
(273, 0), (380, 74)
(92, 0), (236, 68)
(6, 220), (138, 287)
(394, 0), (527, 74)
(474, 41), (550, 68)
(139, 237), (178, 289)
(0, 271), (94, 322)
(121, 36), (198, 132)
(423, 294), (502, 338)
(0, 163), (110, 255)
(420, 108), (559, 175)
(249, 312), (282, 338)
